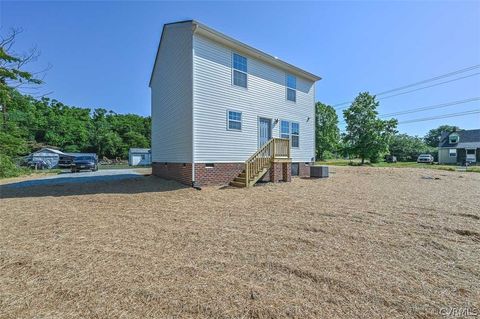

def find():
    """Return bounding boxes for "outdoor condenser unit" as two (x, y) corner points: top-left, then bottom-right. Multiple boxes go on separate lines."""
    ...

(310, 165), (329, 178)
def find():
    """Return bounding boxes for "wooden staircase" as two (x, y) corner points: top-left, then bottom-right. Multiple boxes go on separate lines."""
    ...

(230, 138), (290, 188)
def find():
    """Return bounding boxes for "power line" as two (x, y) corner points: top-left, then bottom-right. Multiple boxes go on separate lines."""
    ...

(379, 97), (480, 117)
(397, 109), (480, 124)
(338, 109), (480, 132)
(335, 72), (480, 110)
(338, 97), (480, 125)
(333, 64), (480, 108)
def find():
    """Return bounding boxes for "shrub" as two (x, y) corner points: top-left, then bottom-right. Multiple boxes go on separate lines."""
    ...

(0, 154), (25, 178)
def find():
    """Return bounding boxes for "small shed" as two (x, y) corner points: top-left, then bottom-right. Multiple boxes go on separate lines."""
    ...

(129, 148), (152, 166)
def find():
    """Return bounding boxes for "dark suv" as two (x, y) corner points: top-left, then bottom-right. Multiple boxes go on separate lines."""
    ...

(71, 156), (98, 173)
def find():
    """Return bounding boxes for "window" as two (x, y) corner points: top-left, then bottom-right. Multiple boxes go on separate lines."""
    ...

(141, 154), (146, 160)
(280, 120), (290, 139)
(232, 53), (247, 88)
(467, 149), (475, 155)
(280, 120), (300, 148)
(286, 74), (296, 102)
(291, 122), (299, 147)
(227, 110), (242, 131)
(449, 134), (459, 144)
(449, 149), (457, 157)
(206, 163), (215, 168)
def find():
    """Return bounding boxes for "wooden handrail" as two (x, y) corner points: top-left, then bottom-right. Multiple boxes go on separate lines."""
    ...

(244, 138), (290, 187)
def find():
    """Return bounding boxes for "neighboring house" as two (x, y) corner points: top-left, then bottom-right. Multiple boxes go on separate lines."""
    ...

(129, 148), (152, 166)
(438, 129), (480, 165)
(149, 20), (321, 187)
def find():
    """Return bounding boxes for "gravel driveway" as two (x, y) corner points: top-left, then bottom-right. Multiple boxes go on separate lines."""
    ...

(1, 169), (146, 189)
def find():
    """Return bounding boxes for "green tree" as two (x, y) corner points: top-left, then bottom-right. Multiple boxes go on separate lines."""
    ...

(1, 29), (42, 130)
(315, 102), (340, 160)
(343, 92), (397, 164)
(424, 125), (460, 147)
(389, 134), (436, 162)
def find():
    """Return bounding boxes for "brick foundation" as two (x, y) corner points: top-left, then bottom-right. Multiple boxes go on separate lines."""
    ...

(153, 161), (300, 186)
(194, 163), (244, 186)
(298, 162), (311, 177)
(268, 162), (291, 182)
(152, 162), (192, 185)
(152, 162), (244, 186)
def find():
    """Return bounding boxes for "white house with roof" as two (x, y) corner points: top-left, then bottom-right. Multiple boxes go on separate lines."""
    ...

(149, 20), (321, 187)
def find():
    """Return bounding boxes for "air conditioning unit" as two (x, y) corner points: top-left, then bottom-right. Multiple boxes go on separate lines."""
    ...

(310, 165), (329, 178)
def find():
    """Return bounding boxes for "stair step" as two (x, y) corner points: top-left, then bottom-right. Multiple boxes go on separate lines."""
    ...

(235, 177), (246, 183)
(230, 181), (246, 188)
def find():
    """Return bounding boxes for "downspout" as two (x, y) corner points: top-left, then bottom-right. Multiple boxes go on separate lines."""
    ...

(313, 82), (317, 163)
(191, 23), (200, 189)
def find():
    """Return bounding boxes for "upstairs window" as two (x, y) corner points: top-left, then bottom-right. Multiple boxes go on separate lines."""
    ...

(227, 110), (242, 131)
(449, 133), (459, 144)
(280, 120), (300, 148)
(232, 53), (247, 88)
(286, 74), (296, 102)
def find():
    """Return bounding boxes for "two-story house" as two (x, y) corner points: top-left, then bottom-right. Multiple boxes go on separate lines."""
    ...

(149, 20), (321, 187)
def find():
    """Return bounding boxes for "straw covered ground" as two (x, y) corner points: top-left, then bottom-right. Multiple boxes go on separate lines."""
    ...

(1, 167), (479, 318)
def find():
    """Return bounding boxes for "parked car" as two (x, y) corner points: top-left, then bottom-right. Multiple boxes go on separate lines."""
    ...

(385, 155), (397, 163)
(71, 156), (98, 172)
(417, 154), (434, 164)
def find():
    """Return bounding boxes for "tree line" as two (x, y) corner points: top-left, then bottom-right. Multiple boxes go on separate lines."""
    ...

(315, 94), (460, 163)
(0, 30), (151, 177)
(1, 88), (151, 160)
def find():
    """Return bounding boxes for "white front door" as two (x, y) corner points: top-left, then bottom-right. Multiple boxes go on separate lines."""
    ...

(258, 118), (272, 147)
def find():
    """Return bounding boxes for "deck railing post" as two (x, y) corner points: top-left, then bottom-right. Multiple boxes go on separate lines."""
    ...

(287, 139), (290, 158)
(272, 139), (276, 160)
(245, 162), (249, 187)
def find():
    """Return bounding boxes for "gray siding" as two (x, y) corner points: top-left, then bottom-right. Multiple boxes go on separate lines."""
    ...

(192, 34), (315, 163)
(438, 148), (456, 164)
(151, 23), (193, 163)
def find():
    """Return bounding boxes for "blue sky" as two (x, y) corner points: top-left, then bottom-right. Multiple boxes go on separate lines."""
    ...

(1, 1), (479, 136)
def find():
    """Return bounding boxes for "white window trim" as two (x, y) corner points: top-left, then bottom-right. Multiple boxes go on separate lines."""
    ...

(226, 110), (242, 131)
(232, 52), (248, 89)
(285, 73), (297, 103)
(280, 119), (300, 148)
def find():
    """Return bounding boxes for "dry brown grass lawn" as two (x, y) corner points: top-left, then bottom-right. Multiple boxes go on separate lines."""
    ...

(1, 167), (479, 318)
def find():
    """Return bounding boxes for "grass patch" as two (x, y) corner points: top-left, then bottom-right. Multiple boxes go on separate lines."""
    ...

(317, 159), (480, 173)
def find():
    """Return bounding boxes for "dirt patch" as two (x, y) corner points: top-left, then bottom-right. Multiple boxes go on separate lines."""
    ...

(1, 166), (479, 318)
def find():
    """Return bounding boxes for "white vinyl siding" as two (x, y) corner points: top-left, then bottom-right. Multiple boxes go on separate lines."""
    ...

(151, 23), (193, 163)
(193, 33), (315, 163)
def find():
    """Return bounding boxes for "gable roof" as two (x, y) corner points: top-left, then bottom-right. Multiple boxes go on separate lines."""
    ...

(149, 20), (322, 87)
(439, 129), (480, 148)
(33, 148), (66, 155)
(129, 148), (151, 154)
